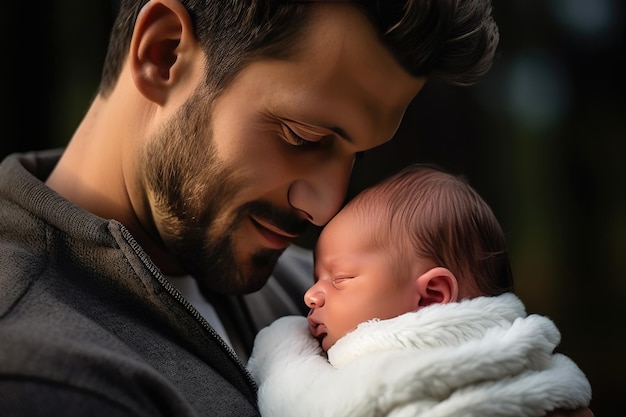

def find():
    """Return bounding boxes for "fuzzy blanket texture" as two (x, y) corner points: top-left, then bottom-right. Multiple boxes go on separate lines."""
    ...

(247, 293), (591, 417)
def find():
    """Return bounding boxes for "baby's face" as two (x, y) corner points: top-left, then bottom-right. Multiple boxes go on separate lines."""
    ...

(305, 207), (421, 351)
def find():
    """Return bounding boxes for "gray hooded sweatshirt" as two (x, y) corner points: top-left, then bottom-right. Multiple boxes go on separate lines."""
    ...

(0, 150), (313, 417)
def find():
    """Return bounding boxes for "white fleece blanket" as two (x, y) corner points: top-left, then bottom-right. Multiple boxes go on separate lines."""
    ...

(247, 293), (591, 417)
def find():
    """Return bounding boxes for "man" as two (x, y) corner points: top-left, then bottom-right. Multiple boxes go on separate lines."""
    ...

(0, 1), (592, 416)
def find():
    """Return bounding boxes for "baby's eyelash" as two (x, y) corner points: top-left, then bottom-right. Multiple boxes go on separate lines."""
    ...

(331, 276), (354, 288)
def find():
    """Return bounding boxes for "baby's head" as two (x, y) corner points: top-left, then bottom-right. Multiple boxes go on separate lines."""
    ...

(306, 163), (513, 351)
(351, 163), (513, 298)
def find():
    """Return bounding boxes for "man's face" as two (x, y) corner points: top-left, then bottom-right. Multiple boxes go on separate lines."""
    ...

(141, 4), (425, 294)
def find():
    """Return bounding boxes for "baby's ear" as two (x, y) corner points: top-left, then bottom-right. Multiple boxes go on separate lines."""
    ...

(415, 267), (459, 308)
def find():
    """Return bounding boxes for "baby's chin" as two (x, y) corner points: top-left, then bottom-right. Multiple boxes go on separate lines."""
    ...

(320, 334), (335, 352)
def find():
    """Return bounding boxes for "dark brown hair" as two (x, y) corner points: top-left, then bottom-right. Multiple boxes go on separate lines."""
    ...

(98, 0), (499, 97)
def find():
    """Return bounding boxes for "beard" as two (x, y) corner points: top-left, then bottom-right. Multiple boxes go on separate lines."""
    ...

(139, 90), (305, 294)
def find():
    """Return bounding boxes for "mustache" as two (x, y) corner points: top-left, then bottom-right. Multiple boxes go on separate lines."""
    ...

(241, 200), (309, 236)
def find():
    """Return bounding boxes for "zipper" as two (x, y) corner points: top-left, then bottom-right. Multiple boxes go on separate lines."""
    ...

(119, 224), (258, 393)
(157, 275), (258, 391)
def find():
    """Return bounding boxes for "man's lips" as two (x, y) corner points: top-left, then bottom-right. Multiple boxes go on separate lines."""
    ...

(249, 216), (297, 250)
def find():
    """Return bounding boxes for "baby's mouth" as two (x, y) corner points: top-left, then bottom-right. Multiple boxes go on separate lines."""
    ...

(307, 316), (327, 340)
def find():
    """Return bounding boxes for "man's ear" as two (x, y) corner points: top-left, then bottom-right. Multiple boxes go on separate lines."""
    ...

(130, 0), (198, 105)
(415, 267), (459, 308)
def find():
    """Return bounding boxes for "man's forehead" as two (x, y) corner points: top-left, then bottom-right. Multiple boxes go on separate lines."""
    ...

(293, 2), (425, 139)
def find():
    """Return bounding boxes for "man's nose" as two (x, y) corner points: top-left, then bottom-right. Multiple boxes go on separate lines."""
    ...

(288, 156), (353, 226)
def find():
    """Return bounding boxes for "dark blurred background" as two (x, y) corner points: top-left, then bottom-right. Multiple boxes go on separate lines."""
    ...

(1, 1), (624, 414)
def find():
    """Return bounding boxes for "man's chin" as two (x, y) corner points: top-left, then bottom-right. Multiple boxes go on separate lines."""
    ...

(241, 249), (283, 292)
(165, 215), (291, 292)
(192, 249), (283, 295)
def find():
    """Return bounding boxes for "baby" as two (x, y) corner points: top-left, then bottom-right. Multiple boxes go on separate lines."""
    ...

(248, 163), (591, 417)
